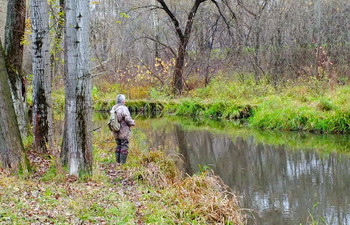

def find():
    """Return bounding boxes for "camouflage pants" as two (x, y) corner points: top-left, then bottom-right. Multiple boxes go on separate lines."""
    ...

(116, 139), (129, 154)
(116, 139), (129, 164)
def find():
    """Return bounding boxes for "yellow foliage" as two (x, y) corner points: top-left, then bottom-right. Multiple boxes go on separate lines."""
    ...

(20, 18), (32, 46)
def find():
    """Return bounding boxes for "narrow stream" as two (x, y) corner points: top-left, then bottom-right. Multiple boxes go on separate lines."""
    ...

(134, 117), (350, 225)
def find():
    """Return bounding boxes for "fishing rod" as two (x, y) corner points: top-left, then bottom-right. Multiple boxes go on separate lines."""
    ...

(133, 103), (150, 119)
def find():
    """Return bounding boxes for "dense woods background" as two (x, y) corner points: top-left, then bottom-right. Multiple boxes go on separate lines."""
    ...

(85, 0), (350, 91)
(2, 0), (350, 95)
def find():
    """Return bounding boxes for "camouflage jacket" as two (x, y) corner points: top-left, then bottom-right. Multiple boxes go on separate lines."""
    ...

(111, 104), (135, 139)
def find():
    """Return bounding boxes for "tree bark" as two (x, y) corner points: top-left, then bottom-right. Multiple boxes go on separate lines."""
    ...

(5, 0), (28, 139)
(31, 0), (53, 153)
(61, 0), (92, 175)
(0, 40), (29, 172)
(173, 44), (185, 94)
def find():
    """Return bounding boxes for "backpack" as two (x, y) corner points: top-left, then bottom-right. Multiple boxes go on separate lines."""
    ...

(108, 106), (123, 132)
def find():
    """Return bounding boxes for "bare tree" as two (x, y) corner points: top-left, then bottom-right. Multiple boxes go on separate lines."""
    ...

(156, 0), (210, 95)
(0, 40), (29, 172)
(31, 0), (53, 153)
(5, 0), (28, 138)
(61, 0), (92, 175)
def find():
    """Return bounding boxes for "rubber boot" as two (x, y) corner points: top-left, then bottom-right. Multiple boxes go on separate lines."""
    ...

(120, 154), (128, 164)
(116, 151), (121, 164)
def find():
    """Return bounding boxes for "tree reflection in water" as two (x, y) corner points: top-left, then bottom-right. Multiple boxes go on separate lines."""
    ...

(136, 118), (350, 225)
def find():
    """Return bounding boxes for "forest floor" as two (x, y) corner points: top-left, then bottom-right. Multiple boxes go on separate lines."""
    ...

(0, 128), (246, 224)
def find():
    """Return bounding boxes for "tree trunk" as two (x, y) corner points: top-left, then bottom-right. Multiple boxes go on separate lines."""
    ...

(31, 0), (53, 153)
(5, 0), (28, 139)
(0, 40), (29, 173)
(204, 17), (219, 87)
(173, 43), (186, 95)
(61, 0), (92, 175)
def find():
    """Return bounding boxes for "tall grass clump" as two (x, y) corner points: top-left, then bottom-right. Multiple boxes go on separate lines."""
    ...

(169, 171), (244, 224)
(127, 147), (246, 224)
(189, 75), (350, 133)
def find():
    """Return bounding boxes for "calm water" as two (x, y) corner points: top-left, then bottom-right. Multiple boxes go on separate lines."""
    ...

(134, 117), (350, 225)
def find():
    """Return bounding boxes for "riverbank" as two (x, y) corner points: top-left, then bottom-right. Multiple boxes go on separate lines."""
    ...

(0, 127), (245, 224)
(91, 79), (350, 134)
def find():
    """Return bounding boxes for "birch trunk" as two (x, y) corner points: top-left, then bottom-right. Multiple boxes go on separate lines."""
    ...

(0, 40), (29, 172)
(31, 0), (53, 153)
(0, 0), (7, 42)
(5, 0), (28, 139)
(61, 0), (92, 175)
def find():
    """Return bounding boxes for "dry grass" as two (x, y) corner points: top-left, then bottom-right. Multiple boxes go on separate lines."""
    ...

(0, 124), (246, 224)
(173, 171), (245, 224)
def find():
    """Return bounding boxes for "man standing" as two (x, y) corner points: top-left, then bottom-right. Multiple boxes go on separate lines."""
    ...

(111, 94), (135, 164)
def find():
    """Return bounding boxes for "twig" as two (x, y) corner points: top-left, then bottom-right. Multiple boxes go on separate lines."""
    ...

(91, 127), (101, 132)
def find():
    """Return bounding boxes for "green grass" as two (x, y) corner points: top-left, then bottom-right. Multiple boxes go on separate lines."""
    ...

(248, 88), (350, 133)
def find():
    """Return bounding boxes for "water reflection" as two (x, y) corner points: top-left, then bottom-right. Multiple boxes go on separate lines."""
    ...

(136, 118), (350, 225)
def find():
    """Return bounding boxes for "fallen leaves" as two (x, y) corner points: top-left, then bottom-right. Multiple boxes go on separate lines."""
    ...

(27, 150), (51, 178)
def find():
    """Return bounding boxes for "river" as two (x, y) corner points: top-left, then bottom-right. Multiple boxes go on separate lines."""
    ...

(133, 117), (350, 225)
